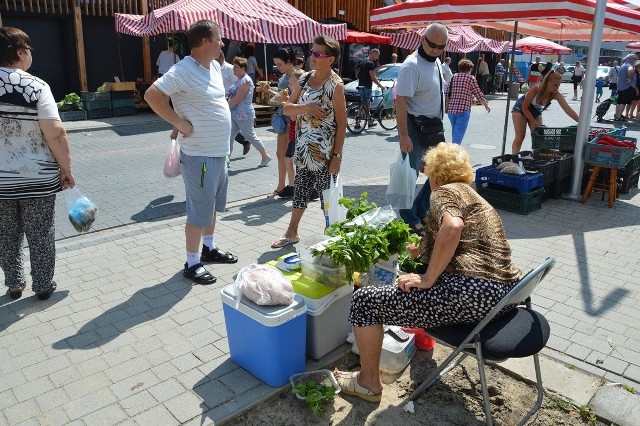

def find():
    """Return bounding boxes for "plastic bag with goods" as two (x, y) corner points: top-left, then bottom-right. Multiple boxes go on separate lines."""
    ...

(65, 188), (98, 233)
(386, 153), (417, 210)
(233, 264), (294, 307)
(322, 174), (347, 226)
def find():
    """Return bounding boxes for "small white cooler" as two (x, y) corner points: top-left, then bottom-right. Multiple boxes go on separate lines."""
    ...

(221, 284), (307, 387)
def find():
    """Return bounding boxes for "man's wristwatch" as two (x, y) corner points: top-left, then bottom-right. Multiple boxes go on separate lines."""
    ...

(332, 153), (342, 159)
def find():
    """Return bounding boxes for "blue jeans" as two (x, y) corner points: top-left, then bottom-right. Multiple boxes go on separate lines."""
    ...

(358, 87), (373, 107)
(398, 117), (432, 227)
(447, 111), (471, 144)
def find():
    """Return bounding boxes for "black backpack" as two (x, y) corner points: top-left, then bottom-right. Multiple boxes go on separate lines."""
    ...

(595, 98), (612, 122)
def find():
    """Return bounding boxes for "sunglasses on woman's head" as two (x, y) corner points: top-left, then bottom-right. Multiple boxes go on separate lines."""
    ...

(423, 36), (446, 50)
(309, 49), (332, 58)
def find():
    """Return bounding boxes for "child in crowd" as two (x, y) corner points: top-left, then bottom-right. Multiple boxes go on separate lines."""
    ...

(595, 77), (604, 103)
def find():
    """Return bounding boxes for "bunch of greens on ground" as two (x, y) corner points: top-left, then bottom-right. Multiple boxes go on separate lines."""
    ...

(292, 380), (337, 416)
(56, 93), (83, 112)
(315, 193), (415, 281)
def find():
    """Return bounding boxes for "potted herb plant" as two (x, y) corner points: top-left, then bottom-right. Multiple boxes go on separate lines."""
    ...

(56, 92), (86, 122)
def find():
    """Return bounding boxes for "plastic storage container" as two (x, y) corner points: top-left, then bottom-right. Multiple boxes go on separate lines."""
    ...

(221, 285), (307, 387)
(476, 185), (544, 215)
(531, 126), (578, 151)
(584, 134), (637, 169)
(300, 257), (349, 288)
(304, 284), (353, 360)
(290, 370), (341, 399)
(349, 331), (417, 374)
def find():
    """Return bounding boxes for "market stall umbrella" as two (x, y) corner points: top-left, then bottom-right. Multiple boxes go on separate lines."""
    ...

(115, 0), (346, 43)
(515, 36), (572, 54)
(370, 0), (640, 35)
(477, 19), (640, 42)
(627, 41), (640, 49)
(345, 30), (392, 44)
(383, 25), (509, 53)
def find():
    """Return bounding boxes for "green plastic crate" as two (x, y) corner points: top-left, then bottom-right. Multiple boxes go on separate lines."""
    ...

(80, 92), (111, 102)
(111, 98), (135, 109)
(476, 185), (544, 215)
(87, 108), (112, 119)
(531, 126), (577, 151)
(59, 110), (87, 122)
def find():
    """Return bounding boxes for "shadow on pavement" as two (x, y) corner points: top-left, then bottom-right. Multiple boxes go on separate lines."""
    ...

(0, 290), (70, 334)
(112, 121), (172, 137)
(131, 194), (186, 223)
(221, 198), (292, 227)
(192, 359), (249, 423)
(51, 273), (191, 350)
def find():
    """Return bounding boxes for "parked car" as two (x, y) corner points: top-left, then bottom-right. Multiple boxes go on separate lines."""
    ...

(560, 65), (576, 83)
(344, 63), (401, 105)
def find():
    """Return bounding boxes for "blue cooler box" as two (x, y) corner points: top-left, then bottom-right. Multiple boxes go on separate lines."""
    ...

(221, 285), (307, 387)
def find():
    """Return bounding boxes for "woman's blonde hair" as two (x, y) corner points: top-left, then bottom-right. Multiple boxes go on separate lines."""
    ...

(423, 142), (474, 185)
(536, 70), (562, 104)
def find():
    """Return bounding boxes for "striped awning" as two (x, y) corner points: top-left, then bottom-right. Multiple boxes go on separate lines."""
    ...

(115, 0), (347, 43)
(370, 0), (640, 39)
(383, 26), (509, 53)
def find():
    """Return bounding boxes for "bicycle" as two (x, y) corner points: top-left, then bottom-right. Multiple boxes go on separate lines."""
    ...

(346, 82), (397, 134)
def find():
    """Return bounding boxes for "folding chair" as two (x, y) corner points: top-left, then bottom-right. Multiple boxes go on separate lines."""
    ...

(409, 257), (555, 426)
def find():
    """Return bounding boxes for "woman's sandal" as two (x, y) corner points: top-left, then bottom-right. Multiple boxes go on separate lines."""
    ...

(267, 189), (283, 199)
(334, 370), (382, 403)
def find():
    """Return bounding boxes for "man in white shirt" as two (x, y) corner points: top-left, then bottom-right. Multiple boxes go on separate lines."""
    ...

(477, 55), (490, 94)
(156, 40), (180, 78)
(145, 20), (238, 285)
(442, 57), (453, 84)
(216, 51), (251, 154)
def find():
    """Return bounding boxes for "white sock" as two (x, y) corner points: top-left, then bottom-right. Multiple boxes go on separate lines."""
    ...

(187, 252), (201, 268)
(202, 234), (215, 251)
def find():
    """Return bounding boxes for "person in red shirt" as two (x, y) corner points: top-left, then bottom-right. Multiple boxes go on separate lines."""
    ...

(445, 59), (490, 144)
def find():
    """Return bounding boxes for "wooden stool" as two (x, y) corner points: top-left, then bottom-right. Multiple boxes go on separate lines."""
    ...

(581, 165), (617, 208)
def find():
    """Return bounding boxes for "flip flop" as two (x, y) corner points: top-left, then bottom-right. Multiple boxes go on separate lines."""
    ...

(334, 370), (382, 403)
(271, 237), (300, 249)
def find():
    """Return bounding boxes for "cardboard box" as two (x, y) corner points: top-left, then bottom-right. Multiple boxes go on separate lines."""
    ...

(104, 82), (136, 92)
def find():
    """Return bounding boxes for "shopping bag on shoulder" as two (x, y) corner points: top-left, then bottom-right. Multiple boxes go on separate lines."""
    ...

(163, 139), (181, 178)
(322, 174), (348, 226)
(386, 153), (417, 210)
(65, 188), (98, 233)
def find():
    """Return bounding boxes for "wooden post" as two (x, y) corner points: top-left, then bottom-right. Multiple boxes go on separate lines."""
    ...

(140, 0), (152, 82)
(0, 11), (3, 27)
(73, 0), (88, 92)
(366, 0), (371, 32)
(331, 0), (336, 18)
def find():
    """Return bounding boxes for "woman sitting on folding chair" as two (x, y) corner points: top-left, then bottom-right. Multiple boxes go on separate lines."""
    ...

(334, 143), (522, 403)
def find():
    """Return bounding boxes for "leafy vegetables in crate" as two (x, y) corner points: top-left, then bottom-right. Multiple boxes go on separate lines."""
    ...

(292, 380), (337, 416)
(56, 93), (83, 112)
(315, 193), (413, 281)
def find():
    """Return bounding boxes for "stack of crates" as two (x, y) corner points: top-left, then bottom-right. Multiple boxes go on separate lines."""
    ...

(81, 92), (112, 119)
(582, 134), (639, 195)
(110, 90), (136, 117)
(528, 125), (628, 197)
(475, 164), (544, 215)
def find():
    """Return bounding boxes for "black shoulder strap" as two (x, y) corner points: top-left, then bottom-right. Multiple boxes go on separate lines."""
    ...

(436, 60), (443, 119)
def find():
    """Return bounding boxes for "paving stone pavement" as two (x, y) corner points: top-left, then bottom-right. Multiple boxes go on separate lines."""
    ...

(1, 87), (640, 424)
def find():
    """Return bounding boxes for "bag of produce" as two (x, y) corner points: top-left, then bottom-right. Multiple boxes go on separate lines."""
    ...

(65, 188), (98, 233)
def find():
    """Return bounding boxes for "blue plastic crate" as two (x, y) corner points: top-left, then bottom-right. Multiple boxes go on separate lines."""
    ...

(475, 165), (544, 193)
(585, 135), (637, 168)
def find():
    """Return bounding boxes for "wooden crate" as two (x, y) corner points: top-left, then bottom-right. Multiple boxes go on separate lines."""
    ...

(104, 81), (136, 92)
(254, 104), (277, 127)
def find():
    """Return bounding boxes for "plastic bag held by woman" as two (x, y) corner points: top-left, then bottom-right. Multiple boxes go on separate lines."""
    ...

(163, 139), (181, 178)
(233, 264), (294, 307)
(65, 188), (98, 233)
(386, 153), (417, 210)
(322, 173), (347, 226)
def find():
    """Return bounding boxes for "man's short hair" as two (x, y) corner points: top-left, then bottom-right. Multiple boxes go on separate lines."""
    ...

(424, 23), (448, 41)
(188, 20), (218, 48)
(370, 48), (380, 55)
(233, 56), (248, 70)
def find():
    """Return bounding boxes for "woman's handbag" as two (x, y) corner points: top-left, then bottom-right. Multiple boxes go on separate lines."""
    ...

(322, 174), (347, 226)
(271, 112), (288, 133)
(163, 139), (181, 178)
(386, 153), (418, 210)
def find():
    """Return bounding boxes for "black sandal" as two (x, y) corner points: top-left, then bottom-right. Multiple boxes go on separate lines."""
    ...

(200, 246), (238, 264)
(8, 282), (26, 300)
(36, 282), (56, 301)
(183, 263), (217, 285)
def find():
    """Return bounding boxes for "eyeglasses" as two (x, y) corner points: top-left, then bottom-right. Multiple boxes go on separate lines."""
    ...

(22, 46), (34, 53)
(309, 49), (332, 58)
(423, 36), (446, 50)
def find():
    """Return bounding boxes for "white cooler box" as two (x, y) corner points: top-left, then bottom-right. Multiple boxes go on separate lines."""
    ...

(221, 285), (307, 387)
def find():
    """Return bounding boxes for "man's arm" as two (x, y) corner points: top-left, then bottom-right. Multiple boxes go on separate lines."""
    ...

(144, 85), (192, 137)
(396, 96), (413, 154)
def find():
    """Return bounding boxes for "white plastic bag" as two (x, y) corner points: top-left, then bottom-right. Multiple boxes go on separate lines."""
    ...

(163, 139), (181, 178)
(322, 174), (348, 226)
(233, 264), (294, 307)
(65, 188), (98, 233)
(386, 153), (417, 210)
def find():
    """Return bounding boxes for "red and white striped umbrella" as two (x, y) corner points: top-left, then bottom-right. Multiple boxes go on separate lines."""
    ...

(627, 41), (640, 49)
(370, 0), (640, 38)
(515, 36), (573, 54)
(115, 0), (346, 43)
(383, 25), (509, 53)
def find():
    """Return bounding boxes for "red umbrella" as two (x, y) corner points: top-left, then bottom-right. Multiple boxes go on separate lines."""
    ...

(345, 30), (392, 44)
(515, 36), (572, 54)
(627, 41), (640, 49)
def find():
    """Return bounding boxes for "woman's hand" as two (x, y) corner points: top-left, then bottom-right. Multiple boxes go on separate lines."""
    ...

(406, 243), (420, 259)
(60, 168), (75, 189)
(305, 103), (329, 119)
(397, 273), (434, 292)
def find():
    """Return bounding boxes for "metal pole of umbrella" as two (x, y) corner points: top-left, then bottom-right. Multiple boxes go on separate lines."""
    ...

(501, 21), (518, 155)
(564, 0), (607, 200)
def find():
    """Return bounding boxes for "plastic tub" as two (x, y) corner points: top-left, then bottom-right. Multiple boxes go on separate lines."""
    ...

(305, 284), (353, 359)
(300, 257), (349, 288)
(290, 369), (341, 400)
